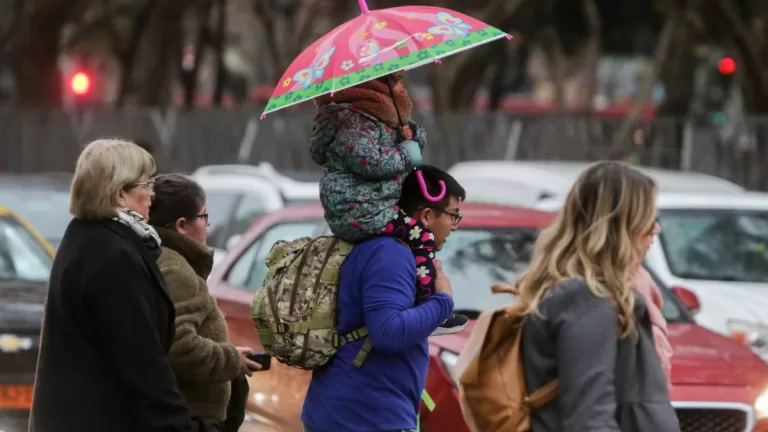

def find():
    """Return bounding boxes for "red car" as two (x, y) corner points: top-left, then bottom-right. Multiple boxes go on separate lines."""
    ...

(209, 203), (768, 432)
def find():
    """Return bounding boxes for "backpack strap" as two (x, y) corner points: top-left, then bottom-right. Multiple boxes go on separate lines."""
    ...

(523, 379), (560, 410)
(330, 326), (371, 367)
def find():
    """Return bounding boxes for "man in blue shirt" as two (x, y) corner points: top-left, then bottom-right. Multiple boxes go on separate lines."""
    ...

(302, 165), (466, 432)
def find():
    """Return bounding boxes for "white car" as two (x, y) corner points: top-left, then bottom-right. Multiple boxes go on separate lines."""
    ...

(191, 163), (320, 265)
(448, 160), (745, 207)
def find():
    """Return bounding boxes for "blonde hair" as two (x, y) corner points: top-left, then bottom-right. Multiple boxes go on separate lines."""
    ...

(70, 138), (156, 220)
(516, 161), (657, 337)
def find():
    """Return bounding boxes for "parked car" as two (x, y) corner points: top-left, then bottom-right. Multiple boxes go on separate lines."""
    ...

(0, 174), (72, 249)
(0, 206), (55, 432)
(191, 163), (320, 266)
(448, 160), (745, 208)
(209, 202), (768, 432)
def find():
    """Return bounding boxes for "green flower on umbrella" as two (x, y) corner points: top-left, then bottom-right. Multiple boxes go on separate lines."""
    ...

(340, 76), (351, 87)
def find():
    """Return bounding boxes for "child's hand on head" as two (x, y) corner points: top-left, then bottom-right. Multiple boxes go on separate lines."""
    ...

(400, 125), (413, 141)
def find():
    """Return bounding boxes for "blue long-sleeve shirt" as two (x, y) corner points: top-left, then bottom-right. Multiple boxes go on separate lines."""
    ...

(301, 237), (454, 432)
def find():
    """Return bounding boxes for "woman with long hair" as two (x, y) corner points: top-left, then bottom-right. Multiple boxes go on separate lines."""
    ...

(517, 161), (679, 431)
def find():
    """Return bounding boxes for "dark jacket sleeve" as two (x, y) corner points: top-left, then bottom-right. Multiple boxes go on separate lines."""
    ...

(89, 248), (197, 432)
(548, 280), (622, 432)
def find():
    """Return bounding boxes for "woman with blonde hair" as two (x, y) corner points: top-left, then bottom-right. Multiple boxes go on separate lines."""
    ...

(30, 139), (198, 432)
(518, 161), (679, 432)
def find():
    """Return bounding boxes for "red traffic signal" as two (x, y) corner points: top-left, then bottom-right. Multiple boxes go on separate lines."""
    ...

(718, 57), (735, 76)
(71, 72), (91, 95)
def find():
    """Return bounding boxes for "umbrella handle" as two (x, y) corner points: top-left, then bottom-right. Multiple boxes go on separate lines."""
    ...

(417, 170), (446, 202)
(358, 0), (369, 14)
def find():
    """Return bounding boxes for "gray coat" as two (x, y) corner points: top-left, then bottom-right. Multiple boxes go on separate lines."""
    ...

(522, 278), (680, 432)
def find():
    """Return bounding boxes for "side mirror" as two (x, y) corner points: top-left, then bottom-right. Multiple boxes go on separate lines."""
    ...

(225, 234), (242, 250)
(672, 286), (701, 315)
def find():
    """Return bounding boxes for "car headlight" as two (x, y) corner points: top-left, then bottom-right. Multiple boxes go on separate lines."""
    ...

(757, 389), (768, 419)
(439, 350), (460, 387)
(726, 319), (768, 361)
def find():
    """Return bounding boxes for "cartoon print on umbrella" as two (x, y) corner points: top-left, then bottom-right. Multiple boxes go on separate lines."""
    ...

(292, 46), (336, 89)
(260, 3), (512, 117)
(427, 12), (472, 37)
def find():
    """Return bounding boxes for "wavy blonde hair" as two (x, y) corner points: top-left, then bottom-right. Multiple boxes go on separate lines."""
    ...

(516, 161), (658, 337)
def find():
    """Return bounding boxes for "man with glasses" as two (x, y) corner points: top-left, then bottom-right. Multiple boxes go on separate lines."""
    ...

(302, 165), (466, 432)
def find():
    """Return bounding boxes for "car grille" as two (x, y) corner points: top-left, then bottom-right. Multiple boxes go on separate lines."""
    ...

(676, 407), (750, 432)
(0, 334), (39, 376)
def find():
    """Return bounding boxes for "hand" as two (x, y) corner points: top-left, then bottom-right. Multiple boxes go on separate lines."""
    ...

(434, 259), (453, 298)
(236, 346), (261, 377)
(400, 125), (413, 140)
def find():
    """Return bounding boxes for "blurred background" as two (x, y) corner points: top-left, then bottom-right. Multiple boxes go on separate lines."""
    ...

(4, 1), (768, 431)
(0, 0), (766, 189)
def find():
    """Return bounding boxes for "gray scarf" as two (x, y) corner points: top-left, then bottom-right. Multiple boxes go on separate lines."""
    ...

(113, 208), (162, 249)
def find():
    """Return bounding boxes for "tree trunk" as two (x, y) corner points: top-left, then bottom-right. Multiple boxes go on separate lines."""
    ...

(7, 0), (77, 107)
(610, 6), (681, 150)
(212, 0), (227, 106)
(127, 0), (188, 107)
(579, 0), (601, 112)
(181, 0), (214, 109)
(116, 0), (158, 107)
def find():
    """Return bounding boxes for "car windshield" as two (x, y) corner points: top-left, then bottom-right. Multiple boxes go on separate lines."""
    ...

(659, 209), (768, 282)
(0, 215), (53, 282)
(440, 227), (688, 323)
(0, 188), (71, 247)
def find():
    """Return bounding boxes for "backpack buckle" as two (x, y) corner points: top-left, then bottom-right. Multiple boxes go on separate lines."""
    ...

(331, 333), (340, 348)
(276, 323), (288, 334)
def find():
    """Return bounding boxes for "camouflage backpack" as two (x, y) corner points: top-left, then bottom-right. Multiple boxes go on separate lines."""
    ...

(250, 236), (371, 370)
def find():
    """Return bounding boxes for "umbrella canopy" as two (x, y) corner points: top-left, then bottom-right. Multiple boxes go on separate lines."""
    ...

(261, 3), (510, 118)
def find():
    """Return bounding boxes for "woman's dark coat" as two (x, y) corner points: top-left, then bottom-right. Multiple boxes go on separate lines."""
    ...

(29, 219), (198, 432)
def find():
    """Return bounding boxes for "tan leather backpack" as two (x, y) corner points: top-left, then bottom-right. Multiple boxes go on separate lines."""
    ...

(454, 284), (559, 432)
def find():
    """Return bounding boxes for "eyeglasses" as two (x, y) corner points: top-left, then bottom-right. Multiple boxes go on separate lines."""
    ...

(125, 181), (155, 192)
(189, 213), (209, 224)
(428, 207), (462, 226)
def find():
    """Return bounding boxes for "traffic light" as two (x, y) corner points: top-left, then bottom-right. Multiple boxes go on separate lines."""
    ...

(718, 57), (735, 76)
(706, 56), (736, 126)
(70, 72), (91, 96)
